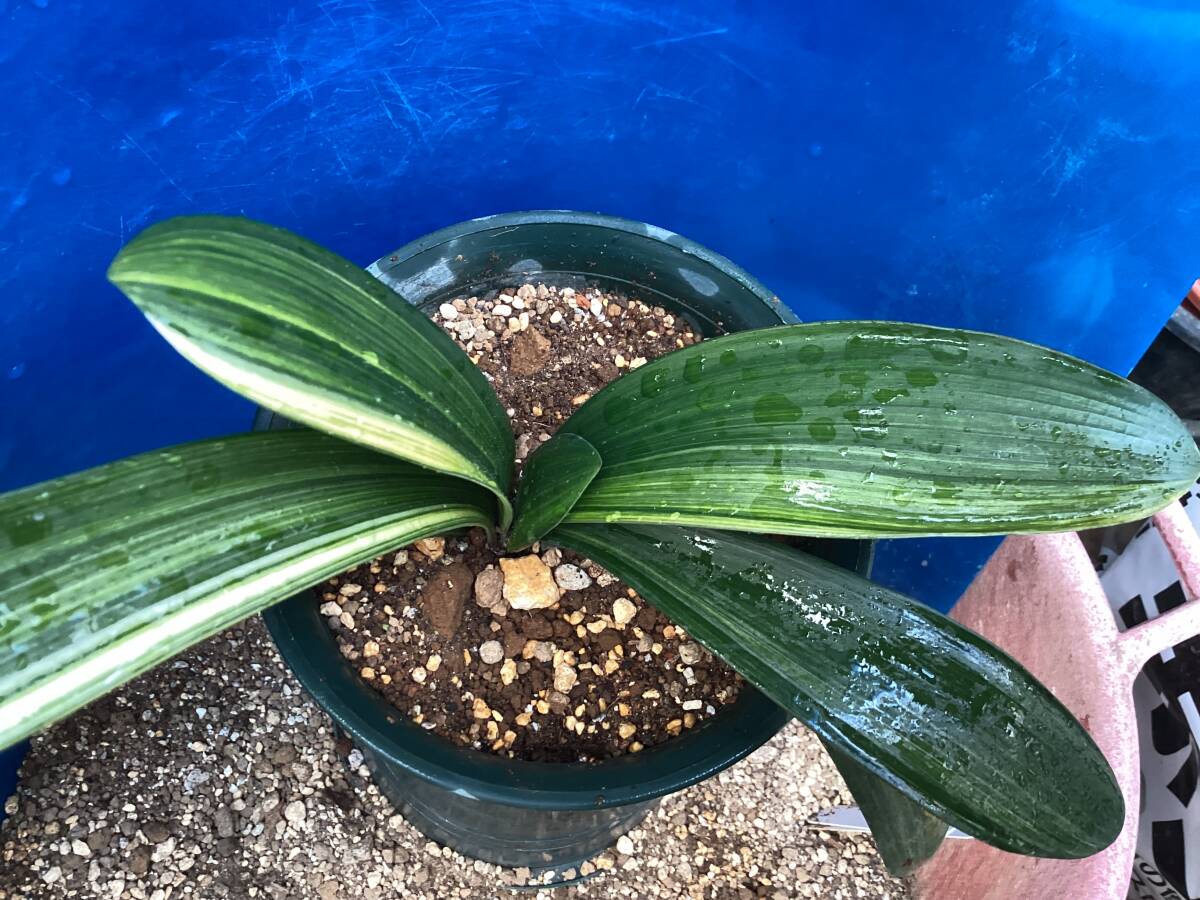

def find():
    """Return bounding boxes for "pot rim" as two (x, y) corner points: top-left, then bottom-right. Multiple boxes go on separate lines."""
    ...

(262, 209), (867, 811)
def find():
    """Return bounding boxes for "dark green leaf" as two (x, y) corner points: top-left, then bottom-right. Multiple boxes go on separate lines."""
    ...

(508, 434), (601, 550)
(555, 323), (1199, 536)
(824, 742), (948, 876)
(108, 216), (513, 524)
(549, 522), (1123, 858)
(0, 430), (494, 749)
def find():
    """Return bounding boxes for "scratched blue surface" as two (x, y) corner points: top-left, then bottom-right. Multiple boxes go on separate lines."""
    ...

(2, 0), (1199, 613)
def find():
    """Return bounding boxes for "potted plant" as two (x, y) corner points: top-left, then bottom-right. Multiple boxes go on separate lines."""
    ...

(1, 211), (1195, 878)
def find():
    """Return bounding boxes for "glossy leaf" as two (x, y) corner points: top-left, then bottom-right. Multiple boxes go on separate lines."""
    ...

(549, 522), (1124, 858)
(0, 430), (494, 749)
(824, 742), (948, 876)
(555, 322), (1200, 536)
(508, 434), (601, 550)
(108, 216), (514, 524)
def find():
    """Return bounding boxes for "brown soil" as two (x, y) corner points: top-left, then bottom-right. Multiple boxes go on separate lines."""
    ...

(316, 283), (743, 762)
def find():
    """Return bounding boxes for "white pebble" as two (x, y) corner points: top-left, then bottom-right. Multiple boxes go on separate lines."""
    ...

(479, 640), (504, 665)
(553, 563), (592, 591)
(438, 303), (459, 320)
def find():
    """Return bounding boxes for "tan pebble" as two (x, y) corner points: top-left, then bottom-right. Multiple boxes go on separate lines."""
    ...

(500, 659), (518, 685)
(614, 354), (627, 368)
(380, 673), (392, 684)
(651, 642), (663, 655)
(515, 712), (533, 727)
(571, 393), (590, 406)
(618, 702), (631, 717)
(666, 719), (683, 736)
(373, 582), (386, 593)
(628, 742), (644, 753)
(642, 689), (661, 699)
(363, 641), (380, 658)
(503, 729), (517, 746)
(472, 698), (491, 719)
(618, 723), (637, 740)
(485, 720), (499, 742)
(531, 404), (543, 416)
(360, 666), (376, 680)
(426, 654), (442, 673)
(411, 666), (427, 684)
(663, 625), (676, 640)
(629, 357), (647, 369)
(684, 712), (697, 728)
(462, 649), (472, 666)
(499, 555), (559, 610)
(612, 597), (637, 626)
(414, 537), (444, 561)
(553, 664), (578, 693)
(586, 619), (607, 634)
(575, 625), (587, 638)
(606, 303), (622, 317)
(604, 658), (620, 675)
(535, 700), (551, 715)
(338, 612), (355, 630)
(339, 583), (362, 596)
(564, 715), (578, 731)
(566, 610), (585, 625)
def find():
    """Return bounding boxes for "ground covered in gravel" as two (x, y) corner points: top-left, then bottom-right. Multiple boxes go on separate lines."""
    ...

(0, 617), (908, 899)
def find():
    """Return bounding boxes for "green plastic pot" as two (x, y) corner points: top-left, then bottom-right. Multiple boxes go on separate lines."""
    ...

(261, 211), (872, 871)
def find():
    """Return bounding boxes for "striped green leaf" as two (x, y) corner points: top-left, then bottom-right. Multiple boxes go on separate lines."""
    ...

(549, 522), (1124, 858)
(508, 433), (601, 550)
(0, 430), (494, 749)
(108, 216), (513, 525)
(551, 322), (1200, 537)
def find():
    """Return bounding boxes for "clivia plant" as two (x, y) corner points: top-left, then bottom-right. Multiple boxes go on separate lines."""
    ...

(2, 216), (1197, 874)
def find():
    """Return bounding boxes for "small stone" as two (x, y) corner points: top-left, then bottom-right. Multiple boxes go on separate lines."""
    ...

(612, 597), (637, 626)
(338, 583), (362, 596)
(571, 393), (590, 406)
(362, 641), (380, 658)
(499, 555), (560, 610)
(629, 357), (647, 369)
(414, 536), (445, 560)
(42, 865), (62, 884)
(585, 619), (607, 634)
(479, 640), (504, 665)
(360, 666), (375, 680)
(682, 699), (703, 711)
(533, 641), (555, 663)
(589, 297), (603, 316)
(473, 566), (505, 610)
(143, 821), (170, 844)
(438, 303), (458, 320)
(618, 723), (637, 740)
(319, 601), (342, 617)
(553, 563), (592, 591)
(500, 659), (518, 685)
(426, 654), (442, 673)
(472, 698), (491, 719)
(553, 663), (578, 693)
(71, 838), (91, 857)
(678, 642), (703, 666)
(549, 310), (563, 324)
(411, 666), (427, 684)
(492, 303), (512, 317)
(283, 800), (306, 824)
(616, 835), (635, 856)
